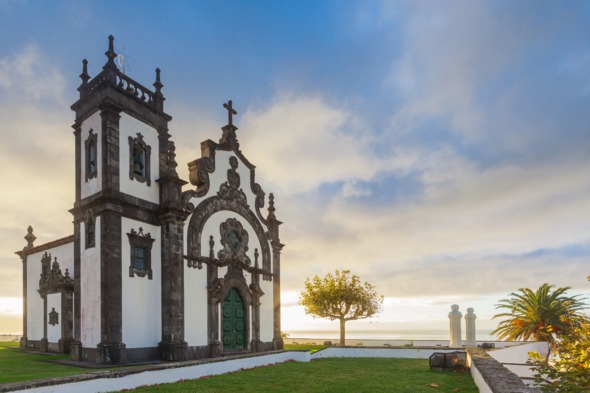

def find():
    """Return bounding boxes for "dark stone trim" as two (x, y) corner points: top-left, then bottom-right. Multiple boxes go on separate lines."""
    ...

(74, 125), (82, 206)
(466, 348), (539, 393)
(158, 204), (189, 361)
(71, 190), (161, 226)
(98, 210), (125, 364)
(72, 222), (81, 358)
(99, 102), (121, 193)
(15, 236), (75, 259)
(43, 293), (47, 351)
(187, 140), (216, 197)
(128, 133), (151, 186)
(60, 291), (74, 354)
(97, 342), (127, 364)
(22, 339), (46, 351)
(85, 215), (96, 249)
(20, 253), (28, 348)
(72, 87), (171, 133)
(84, 128), (98, 182)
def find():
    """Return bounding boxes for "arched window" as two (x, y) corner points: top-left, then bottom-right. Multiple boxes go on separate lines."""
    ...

(84, 129), (98, 181)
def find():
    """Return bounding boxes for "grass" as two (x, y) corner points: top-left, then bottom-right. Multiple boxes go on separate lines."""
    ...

(0, 342), (478, 392)
(0, 342), (135, 384)
(0, 342), (92, 383)
(125, 357), (478, 393)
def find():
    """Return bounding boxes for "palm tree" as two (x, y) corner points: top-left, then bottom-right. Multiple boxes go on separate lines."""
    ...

(491, 283), (586, 354)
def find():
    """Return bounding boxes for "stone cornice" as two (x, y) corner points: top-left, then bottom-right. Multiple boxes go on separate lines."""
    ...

(15, 235), (75, 259)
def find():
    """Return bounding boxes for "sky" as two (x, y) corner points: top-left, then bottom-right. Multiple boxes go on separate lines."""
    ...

(1, 0), (590, 336)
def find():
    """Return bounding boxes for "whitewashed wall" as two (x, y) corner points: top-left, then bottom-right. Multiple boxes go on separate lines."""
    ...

(119, 113), (160, 204)
(183, 262), (208, 346)
(121, 218), (161, 348)
(80, 110), (102, 200)
(26, 250), (44, 340)
(259, 279), (274, 342)
(46, 293), (61, 343)
(27, 241), (74, 341)
(81, 217), (101, 347)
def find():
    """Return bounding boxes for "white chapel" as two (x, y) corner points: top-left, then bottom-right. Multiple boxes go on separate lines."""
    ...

(16, 36), (284, 364)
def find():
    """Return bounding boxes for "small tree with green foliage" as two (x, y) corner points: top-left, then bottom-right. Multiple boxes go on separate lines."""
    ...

(299, 270), (383, 346)
(528, 316), (590, 392)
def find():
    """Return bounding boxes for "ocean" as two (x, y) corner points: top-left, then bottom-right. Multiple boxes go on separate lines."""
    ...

(284, 328), (496, 342)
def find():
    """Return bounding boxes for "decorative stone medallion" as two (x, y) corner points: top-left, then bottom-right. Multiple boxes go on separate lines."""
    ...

(218, 218), (250, 266)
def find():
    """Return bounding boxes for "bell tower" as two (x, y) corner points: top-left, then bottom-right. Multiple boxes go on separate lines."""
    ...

(69, 36), (187, 363)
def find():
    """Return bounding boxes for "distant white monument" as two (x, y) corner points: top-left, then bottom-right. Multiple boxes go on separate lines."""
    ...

(448, 304), (462, 348)
(465, 308), (477, 347)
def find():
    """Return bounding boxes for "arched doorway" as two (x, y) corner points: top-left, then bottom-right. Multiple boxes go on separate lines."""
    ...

(222, 288), (246, 350)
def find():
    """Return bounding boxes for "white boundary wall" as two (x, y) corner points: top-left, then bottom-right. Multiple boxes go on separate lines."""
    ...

(311, 347), (459, 360)
(14, 352), (310, 393)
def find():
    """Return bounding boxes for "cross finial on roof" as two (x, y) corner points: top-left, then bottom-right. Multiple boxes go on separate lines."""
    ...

(223, 100), (237, 126)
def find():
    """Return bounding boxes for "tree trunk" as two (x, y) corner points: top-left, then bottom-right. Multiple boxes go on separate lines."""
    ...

(339, 318), (346, 346)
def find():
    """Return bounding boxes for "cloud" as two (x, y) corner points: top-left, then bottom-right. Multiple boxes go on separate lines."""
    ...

(386, 1), (590, 161)
(0, 45), (71, 298)
(0, 44), (66, 104)
(276, 145), (590, 297)
(240, 94), (380, 194)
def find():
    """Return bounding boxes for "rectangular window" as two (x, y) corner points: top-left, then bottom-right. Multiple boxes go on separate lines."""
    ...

(133, 245), (147, 270)
(127, 227), (154, 279)
(128, 133), (151, 186)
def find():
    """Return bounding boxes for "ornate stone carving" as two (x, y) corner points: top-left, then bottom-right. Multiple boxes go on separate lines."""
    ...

(48, 308), (59, 326)
(218, 218), (251, 267)
(24, 226), (36, 250)
(38, 255), (74, 295)
(227, 156), (240, 189)
(217, 183), (248, 206)
(185, 198), (272, 281)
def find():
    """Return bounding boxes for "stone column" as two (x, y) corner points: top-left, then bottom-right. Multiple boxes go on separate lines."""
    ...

(465, 308), (477, 347)
(448, 304), (462, 348)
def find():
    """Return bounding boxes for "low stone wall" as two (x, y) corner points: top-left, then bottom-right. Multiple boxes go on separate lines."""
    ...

(310, 347), (458, 360)
(466, 348), (540, 393)
(284, 337), (526, 349)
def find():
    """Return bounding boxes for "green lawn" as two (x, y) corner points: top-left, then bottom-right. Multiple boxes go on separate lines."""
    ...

(125, 357), (477, 393)
(0, 342), (92, 383)
(0, 342), (136, 384)
(0, 342), (478, 393)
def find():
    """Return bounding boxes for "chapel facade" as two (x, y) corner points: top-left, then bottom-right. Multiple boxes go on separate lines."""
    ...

(15, 36), (284, 364)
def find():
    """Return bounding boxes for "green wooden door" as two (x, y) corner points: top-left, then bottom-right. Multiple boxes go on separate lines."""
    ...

(222, 288), (246, 350)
